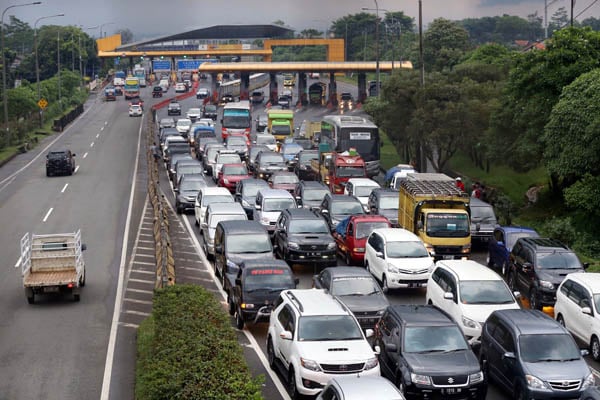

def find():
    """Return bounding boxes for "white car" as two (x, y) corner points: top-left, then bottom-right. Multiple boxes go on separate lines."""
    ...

(175, 82), (187, 93)
(176, 118), (192, 135)
(186, 107), (202, 121)
(197, 118), (214, 127)
(253, 188), (296, 234)
(196, 87), (210, 99)
(555, 272), (600, 360)
(426, 259), (520, 343)
(317, 376), (405, 400)
(194, 187), (234, 226)
(267, 289), (380, 398)
(364, 228), (434, 293)
(128, 104), (142, 117)
(253, 133), (277, 151)
(213, 150), (241, 182)
(344, 178), (380, 212)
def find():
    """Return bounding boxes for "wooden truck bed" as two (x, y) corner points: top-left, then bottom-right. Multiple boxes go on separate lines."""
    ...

(24, 269), (78, 287)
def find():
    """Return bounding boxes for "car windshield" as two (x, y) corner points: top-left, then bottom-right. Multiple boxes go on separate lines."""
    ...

(379, 196), (398, 210)
(594, 295), (600, 313)
(303, 189), (329, 202)
(218, 154), (241, 164)
(261, 154), (284, 164)
(283, 145), (302, 155)
(426, 213), (470, 238)
(187, 108), (201, 114)
(177, 120), (191, 127)
(223, 165), (247, 175)
(203, 195), (234, 206)
(336, 166), (364, 178)
(519, 334), (581, 362)
(331, 277), (381, 296)
(271, 125), (291, 135)
(288, 219), (329, 234)
(180, 180), (206, 192)
(250, 147), (268, 160)
(205, 105), (217, 112)
(298, 315), (363, 341)
(404, 326), (469, 353)
(222, 116), (250, 129)
(331, 201), (364, 216)
(244, 270), (295, 291)
(299, 153), (318, 163)
(386, 241), (430, 258)
(354, 185), (377, 197)
(294, 139), (312, 150)
(459, 280), (515, 304)
(263, 198), (295, 212)
(537, 252), (582, 269)
(179, 165), (203, 176)
(257, 136), (276, 145)
(227, 234), (272, 254)
(471, 205), (497, 223)
(227, 137), (247, 146)
(355, 222), (389, 239)
(273, 175), (299, 185)
(242, 184), (267, 197)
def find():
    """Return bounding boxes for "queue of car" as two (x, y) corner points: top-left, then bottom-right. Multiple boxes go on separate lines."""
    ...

(153, 96), (600, 400)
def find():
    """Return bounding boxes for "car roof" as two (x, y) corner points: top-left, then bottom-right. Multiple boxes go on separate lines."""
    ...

(517, 237), (571, 252)
(257, 188), (294, 198)
(327, 194), (361, 203)
(239, 259), (290, 270)
(323, 266), (373, 279)
(347, 178), (380, 186)
(564, 273), (600, 293)
(300, 181), (328, 189)
(492, 309), (566, 335)
(207, 202), (244, 214)
(282, 289), (350, 316)
(200, 187), (232, 196)
(387, 305), (455, 326)
(283, 208), (322, 219)
(372, 228), (421, 242)
(498, 225), (538, 235)
(372, 188), (398, 197)
(435, 259), (502, 281)
(328, 376), (404, 400)
(217, 220), (269, 234)
(241, 178), (269, 187)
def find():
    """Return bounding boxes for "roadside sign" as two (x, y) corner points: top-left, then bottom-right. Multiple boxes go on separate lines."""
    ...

(38, 98), (48, 109)
(152, 60), (171, 71)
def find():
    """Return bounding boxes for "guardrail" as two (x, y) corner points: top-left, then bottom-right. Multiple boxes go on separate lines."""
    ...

(146, 117), (175, 288)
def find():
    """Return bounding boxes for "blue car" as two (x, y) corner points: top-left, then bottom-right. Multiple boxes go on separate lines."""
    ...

(487, 226), (539, 277)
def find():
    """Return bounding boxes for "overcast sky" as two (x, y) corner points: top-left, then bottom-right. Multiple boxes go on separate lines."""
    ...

(5, 0), (599, 40)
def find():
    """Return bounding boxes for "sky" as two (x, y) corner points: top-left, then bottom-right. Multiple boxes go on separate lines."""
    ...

(4, 0), (599, 40)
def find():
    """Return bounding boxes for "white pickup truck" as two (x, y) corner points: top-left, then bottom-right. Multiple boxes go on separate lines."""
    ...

(18, 230), (87, 304)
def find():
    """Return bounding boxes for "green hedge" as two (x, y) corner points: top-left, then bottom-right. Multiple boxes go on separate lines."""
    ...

(136, 285), (264, 400)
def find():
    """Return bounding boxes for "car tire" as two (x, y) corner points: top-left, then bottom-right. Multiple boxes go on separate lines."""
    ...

(529, 288), (541, 310)
(345, 252), (353, 266)
(480, 355), (492, 384)
(591, 336), (600, 361)
(46, 170), (50, 177)
(501, 261), (509, 277)
(288, 368), (301, 400)
(176, 203), (182, 214)
(395, 374), (406, 395)
(382, 275), (389, 294)
(514, 384), (528, 400)
(556, 314), (565, 327)
(267, 338), (276, 369)
(235, 308), (244, 330)
(486, 254), (493, 268)
(27, 293), (35, 304)
(80, 268), (86, 287)
(507, 271), (516, 290)
(228, 295), (235, 316)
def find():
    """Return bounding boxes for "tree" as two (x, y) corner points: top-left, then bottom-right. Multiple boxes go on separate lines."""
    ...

(298, 29), (322, 39)
(582, 17), (600, 31)
(548, 7), (570, 35)
(116, 28), (134, 44)
(423, 18), (471, 72)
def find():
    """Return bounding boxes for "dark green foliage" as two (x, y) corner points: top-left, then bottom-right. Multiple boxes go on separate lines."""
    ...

(539, 216), (577, 247)
(563, 175), (600, 217)
(460, 14), (544, 45)
(423, 18), (471, 72)
(135, 285), (263, 400)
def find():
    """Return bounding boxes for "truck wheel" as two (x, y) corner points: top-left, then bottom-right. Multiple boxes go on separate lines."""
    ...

(235, 308), (245, 330)
(382, 275), (389, 294)
(74, 293), (80, 302)
(80, 269), (86, 287)
(267, 338), (276, 369)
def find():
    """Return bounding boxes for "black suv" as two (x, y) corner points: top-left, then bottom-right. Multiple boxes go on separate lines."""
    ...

(254, 151), (286, 180)
(507, 237), (587, 310)
(46, 150), (76, 176)
(319, 193), (365, 232)
(293, 180), (329, 211)
(202, 104), (218, 120)
(273, 208), (337, 267)
(479, 309), (593, 400)
(375, 305), (486, 399)
(293, 149), (318, 181)
(234, 178), (269, 219)
(367, 188), (399, 226)
(152, 86), (163, 98)
(167, 100), (181, 116)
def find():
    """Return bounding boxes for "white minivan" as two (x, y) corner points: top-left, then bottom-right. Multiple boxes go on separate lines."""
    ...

(253, 188), (296, 234)
(426, 259), (520, 343)
(201, 202), (247, 259)
(364, 228), (434, 293)
(194, 187), (234, 226)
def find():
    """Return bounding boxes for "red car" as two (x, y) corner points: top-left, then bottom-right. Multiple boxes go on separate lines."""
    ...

(334, 214), (391, 265)
(268, 171), (299, 193)
(217, 163), (251, 192)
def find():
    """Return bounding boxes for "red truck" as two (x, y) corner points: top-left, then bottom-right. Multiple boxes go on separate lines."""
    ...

(310, 148), (367, 194)
(334, 214), (391, 266)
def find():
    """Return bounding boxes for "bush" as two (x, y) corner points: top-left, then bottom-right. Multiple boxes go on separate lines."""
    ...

(135, 285), (263, 400)
(539, 216), (577, 247)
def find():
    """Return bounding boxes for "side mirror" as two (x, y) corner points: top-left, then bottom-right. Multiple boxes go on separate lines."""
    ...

(582, 306), (592, 316)
(201, 223), (207, 230)
(513, 291), (521, 299)
(81, 244), (87, 251)
(581, 349), (590, 357)
(375, 251), (384, 259)
(365, 328), (374, 338)
(321, 209), (328, 214)
(384, 342), (398, 353)
(214, 245), (222, 253)
(583, 262), (590, 270)
(417, 220), (424, 230)
(255, 204), (262, 210)
(373, 345), (381, 355)
(443, 292), (454, 300)
(174, 188), (179, 193)
(280, 330), (293, 340)
(235, 278), (242, 286)
(502, 351), (516, 360)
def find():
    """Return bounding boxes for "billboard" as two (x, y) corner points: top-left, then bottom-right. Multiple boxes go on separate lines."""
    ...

(176, 59), (203, 71)
(152, 60), (171, 71)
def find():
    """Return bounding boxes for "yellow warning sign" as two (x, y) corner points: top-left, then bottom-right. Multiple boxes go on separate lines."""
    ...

(38, 98), (48, 109)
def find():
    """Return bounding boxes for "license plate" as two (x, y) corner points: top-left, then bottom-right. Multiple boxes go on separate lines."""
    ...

(308, 252), (321, 257)
(442, 388), (461, 395)
(443, 255), (454, 260)
(43, 286), (59, 293)
(408, 283), (422, 288)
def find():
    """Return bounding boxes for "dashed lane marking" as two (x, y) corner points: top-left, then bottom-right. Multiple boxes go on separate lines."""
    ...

(83, 152), (88, 159)
(124, 298), (152, 305)
(130, 269), (154, 275)
(135, 246), (155, 251)
(14, 256), (22, 269)
(126, 288), (153, 295)
(128, 278), (153, 284)
(74, 165), (80, 173)
(96, 133), (100, 138)
(100, 127), (104, 131)
(118, 322), (139, 329)
(61, 183), (69, 193)
(137, 239), (154, 244)
(90, 142), (95, 147)
(132, 260), (155, 266)
(124, 310), (150, 317)
(42, 207), (53, 222)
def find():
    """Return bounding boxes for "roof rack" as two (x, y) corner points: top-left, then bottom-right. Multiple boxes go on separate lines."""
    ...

(286, 291), (304, 313)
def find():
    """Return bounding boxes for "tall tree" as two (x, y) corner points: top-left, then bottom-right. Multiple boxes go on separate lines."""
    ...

(423, 18), (471, 72)
(116, 28), (134, 44)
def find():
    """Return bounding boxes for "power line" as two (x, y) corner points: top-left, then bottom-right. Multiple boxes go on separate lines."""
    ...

(576, 0), (600, 18)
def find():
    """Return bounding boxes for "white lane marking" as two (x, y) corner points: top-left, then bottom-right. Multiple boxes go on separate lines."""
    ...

(100, 110), (144, 400)
(100, 127), (104, 131)
(74, 165), (80, 174)
(180, 215), (292, 400)
(83, 152), (88, 159)
(14, 256), (22, 269)
(96, 133), (100, 138)
(0, 176), (16, 193)
(90, 142), (95, 147)
(42, 207), (53, 222)
(105, 121), (108, 125)
(0, 104), (95, 193)
(61, 183), (69, 193)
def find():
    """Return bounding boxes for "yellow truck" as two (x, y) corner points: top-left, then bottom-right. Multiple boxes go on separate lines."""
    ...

(398, 173), (471, 260)
(267, 109), (294, 142)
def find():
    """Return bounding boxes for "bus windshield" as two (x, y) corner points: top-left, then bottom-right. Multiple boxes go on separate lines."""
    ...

(339, 130), (380, 161)
(222, 114), (250, 129)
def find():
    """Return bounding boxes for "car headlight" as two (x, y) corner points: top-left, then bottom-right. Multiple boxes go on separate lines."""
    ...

(583, 373), (595, 389)
(525, 374), (548, 390)
(241, 303), (254, 309)
(300, 357), (321, 372)
(462, 316), (481, 330)
(424, 243), (435, 255)
(364, 357), (378, 370)
(469, 371), (484, 384)
(241, 199), (250, 207)
(288, 242), (299, 249)
(226, 260), (238, 269)
(353, 247), (365, 253)
(410, 373), (431, 386)
(387, 263), (400, 274)
(260, 217), (270, 225)
(327, 242), (336, 250)
(539, 280), (554, 289)
(461, 244), (471, 253)
(223, 178), (229, 184)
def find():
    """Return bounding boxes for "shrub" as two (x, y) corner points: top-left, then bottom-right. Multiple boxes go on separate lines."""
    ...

(539, 216), (577, 247)
(136, 285), (263, 400)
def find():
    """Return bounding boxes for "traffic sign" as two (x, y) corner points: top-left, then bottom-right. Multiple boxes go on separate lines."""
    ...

(38, 98), (48, 109)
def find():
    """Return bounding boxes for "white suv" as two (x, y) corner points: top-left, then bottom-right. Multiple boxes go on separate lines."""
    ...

(426, 259), (520, 343)
(555, 272), (600, 360)
(267, 289), (380, 398)
(364, 228), (434, 293)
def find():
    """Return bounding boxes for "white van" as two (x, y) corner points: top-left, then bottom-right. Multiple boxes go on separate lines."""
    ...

(159, 78), (169, 92)
(201, 203), (247, 259)
(253, 188), (296, 234)
(194, 187), (234, 226)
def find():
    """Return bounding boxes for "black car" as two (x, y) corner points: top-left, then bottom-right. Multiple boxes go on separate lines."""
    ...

(479, 309), (593, 400)
(319, 193), (365, 232)
(234, 178), (269, 219)
(152, 86), (163, 98)
(46, 150), (76, 176)
(293, 180), (329, 211)
(194, 137), (219, 161)
(367, 188), (399, 226)
(375, 305), (486, 399)
(313, 266), (388, 331)
(167, 100), (181, 116)
(202, 104), (218, 120)
(247, 145), (269, 174)
(174, 175), (208, 214)
(273, 208), (337, 267)
(507, 237), (587, 310)
(227, 259), (297, 329)
(254, 151), (286, 181)
(293, 149), (319, 181)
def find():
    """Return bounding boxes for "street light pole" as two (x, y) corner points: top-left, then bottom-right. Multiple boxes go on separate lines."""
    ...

(99, 21), (115, 39)
(2, 1), (42, 144)
(35, 13), (64, 127)
(362, 2), (381, 96)
(57, 29), (61, 110)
